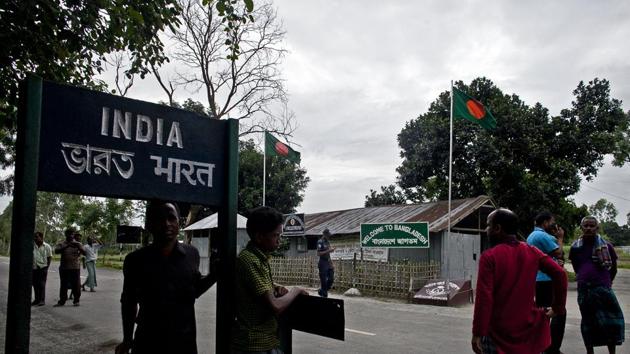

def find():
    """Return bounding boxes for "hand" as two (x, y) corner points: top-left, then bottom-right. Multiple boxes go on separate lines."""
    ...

(330, 247), (336, 252)
(556, 227), (565, 241)
(545, 308), (555, 318)
(298, 287), (308, 296)
(471, 336), (482, 354)
(115, 341), (132, 354)
(275, 286), (289, 297)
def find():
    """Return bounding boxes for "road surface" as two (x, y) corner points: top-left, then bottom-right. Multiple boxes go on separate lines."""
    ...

(1, 257), (628, 353)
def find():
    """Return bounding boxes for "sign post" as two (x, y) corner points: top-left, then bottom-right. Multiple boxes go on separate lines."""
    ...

(360, 222), (430, 248)
(5, 75), (42, 353)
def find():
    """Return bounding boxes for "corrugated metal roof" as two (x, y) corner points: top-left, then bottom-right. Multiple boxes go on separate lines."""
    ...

(183, 213), (248, 231)
(303, 195), (494, 236)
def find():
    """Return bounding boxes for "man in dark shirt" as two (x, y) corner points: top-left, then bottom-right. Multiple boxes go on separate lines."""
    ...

(317, 228), (335, 297)
(115, 201), (216, 354)
(54, 227), (85, 306)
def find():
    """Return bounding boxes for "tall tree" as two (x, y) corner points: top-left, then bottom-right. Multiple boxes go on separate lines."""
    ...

(238, 139), (309, 214)
(0, 0), (183, 194)
(369, 77), (629, 232)
(588, 198), (618, 224)
(365, 185), (407, 207)
(153, 0), (295, 137)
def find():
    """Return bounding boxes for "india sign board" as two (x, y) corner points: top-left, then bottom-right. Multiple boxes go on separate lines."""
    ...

(37, 80), (228, 206)
(360, 222), (429, 248)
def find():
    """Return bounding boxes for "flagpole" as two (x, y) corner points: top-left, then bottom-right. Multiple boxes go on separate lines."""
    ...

(447, 80), (454, 301)
(263, 131), (267, 206)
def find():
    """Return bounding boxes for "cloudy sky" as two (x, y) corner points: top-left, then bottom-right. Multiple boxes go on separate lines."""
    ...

(81, 0), (628, 224)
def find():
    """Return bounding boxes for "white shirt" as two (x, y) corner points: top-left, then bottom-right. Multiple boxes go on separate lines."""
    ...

(84, 244), (102, 262)
(33, 242), (52, 269)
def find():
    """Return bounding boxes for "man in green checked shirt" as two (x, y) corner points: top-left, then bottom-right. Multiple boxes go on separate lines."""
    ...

(232, 206), (307, 354)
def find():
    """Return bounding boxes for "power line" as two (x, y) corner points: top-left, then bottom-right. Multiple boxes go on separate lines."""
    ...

(583, 184), (630, 203)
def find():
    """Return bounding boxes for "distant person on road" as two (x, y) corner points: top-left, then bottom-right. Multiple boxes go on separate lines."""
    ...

(317, 228), (335, 297)
(472, 208), (567, 354)
(569, 216), (625, 354)
(82, 236), (103, 292)
(232, 206), (307, 354)
(32, 231), (52, 306)
(527, 211), (567, 354)
(115, 201), (217, 354)
(54, 227), (86, 306)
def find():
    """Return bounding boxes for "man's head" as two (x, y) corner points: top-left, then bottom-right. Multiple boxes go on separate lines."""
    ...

(87, 236), (94, 245)
(146, 200), (180, 244)
(64, 227), (76, 241)
(246, 206), (283, 253)
(580, 216), (599, 238)
(34, 232), (43, 246)
(74, 232), (82, 243)
(322, 228), (331, 240)
(534, 211), (555, 233)
(486, 208), (519, 244)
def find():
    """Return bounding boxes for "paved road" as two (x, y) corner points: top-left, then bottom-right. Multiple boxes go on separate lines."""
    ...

(1, 257), (629, 353)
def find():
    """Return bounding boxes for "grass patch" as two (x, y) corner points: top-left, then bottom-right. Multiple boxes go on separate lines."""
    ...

(566, 271), (576, 282)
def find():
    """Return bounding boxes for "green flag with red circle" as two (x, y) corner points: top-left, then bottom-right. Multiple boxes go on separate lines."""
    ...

(265, 132), (301, 163)
(452, 87), (497, 130)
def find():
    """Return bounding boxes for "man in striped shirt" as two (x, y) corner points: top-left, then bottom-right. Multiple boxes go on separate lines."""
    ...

(232, 206), (307, 354)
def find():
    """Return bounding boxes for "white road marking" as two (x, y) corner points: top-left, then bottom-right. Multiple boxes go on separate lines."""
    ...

(345, 328), (375, 336)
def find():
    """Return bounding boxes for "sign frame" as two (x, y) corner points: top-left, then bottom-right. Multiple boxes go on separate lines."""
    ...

(282, 213), (305, 237)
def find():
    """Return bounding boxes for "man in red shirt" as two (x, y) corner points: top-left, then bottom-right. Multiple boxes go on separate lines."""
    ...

(472, 208), (567, 354)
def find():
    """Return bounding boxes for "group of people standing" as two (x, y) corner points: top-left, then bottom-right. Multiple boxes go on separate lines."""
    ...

(115, 202), (307, 354)
(31, 227), (102, 307)
(472, 209), (624, 354)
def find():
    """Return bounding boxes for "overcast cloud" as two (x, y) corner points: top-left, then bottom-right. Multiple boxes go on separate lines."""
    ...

(7, 0), (621, 224)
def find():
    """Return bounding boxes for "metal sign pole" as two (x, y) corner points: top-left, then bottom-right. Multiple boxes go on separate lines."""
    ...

(5, 75), (42, 353)
(216, 118), (239, 354)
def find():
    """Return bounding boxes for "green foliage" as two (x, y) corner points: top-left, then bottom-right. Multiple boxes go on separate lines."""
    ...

(33, 193), (139, 244)
(588, 198), (618, 224)
(0, 0), (182, 194)
(238, 139), (310, 214)
(0, 202), (12, 255)
(365, 185), (407, 207)
(600, 222), (630, 246)
(206, 0), (256, 60)
(372, 77), (629, 233)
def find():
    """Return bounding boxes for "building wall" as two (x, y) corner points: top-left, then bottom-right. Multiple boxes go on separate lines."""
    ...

(190, 228), (249, 275)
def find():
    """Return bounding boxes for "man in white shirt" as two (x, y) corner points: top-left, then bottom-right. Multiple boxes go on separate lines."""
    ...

(82, 235), (103, 292)
(32, 231), (52, 306)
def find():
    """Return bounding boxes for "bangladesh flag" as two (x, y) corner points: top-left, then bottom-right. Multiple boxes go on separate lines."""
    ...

(265, 132), (301, 163)
(452, 87), (497, 130)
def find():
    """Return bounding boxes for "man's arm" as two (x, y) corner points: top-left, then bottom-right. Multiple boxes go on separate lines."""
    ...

(195, 273), (217, 298)
(609, 244), (618, 283)
(75, 242), (87, 255)
(54, 242), (66, 254)
(116, 256), (138, 354)
(472, 254), (494, 353)
(263, 287), (308, 315)
(317, 248), (335, 257)
(46, 244), (52, 267)
(539, 254), (567, 316)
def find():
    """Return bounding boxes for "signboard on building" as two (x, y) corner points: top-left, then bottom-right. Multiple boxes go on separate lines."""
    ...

(360, 222), (429, 248)
(330, 243), (388, 262)
(37, 80), (227, 206)
(282, 213), (305, 236)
